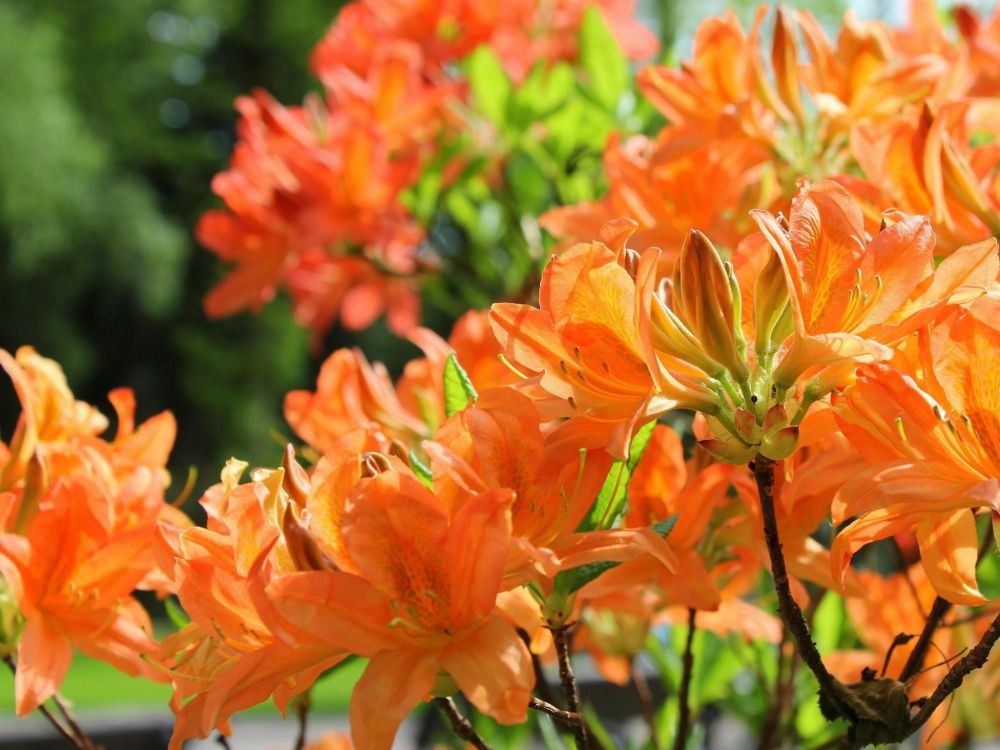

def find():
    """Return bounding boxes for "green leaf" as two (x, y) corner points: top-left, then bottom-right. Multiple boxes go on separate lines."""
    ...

(468, 45), (511, 127)
(579, 6), (629, 111)
(409, 450), (433, 489)
(164, 597), (189, 630)
(628, 419), (657, 472)
(652, 515), (678, 538)
(556, 560), (621, 594)
(577, 420), (657, 532)
(443, 353), (478, 417)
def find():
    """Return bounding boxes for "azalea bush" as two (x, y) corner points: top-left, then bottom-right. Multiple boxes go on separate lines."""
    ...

(1, 2), (1000, 750)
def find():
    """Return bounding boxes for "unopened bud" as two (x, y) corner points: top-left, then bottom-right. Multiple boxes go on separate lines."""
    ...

(759, 425), (799, 460)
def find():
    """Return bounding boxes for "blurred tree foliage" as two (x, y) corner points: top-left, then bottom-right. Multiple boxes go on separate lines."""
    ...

(0, 0), (341, 496)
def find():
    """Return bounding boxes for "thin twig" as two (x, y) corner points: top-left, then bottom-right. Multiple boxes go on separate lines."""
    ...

(899, 598), (950, 682)
(672, 608), (696, 750)
(436, 697), (492, 750)
(51, 693), (98, 750)
(632, 656), (661, 750)
(529, 696), (582, 729)
(519, 628), (562, 709)
(908, 613), (1000, 731)
(751, 458), (855, 722)
(880, 633), (915, 678)
(3, 655), (89, 750)
(552, 623), (591, 750)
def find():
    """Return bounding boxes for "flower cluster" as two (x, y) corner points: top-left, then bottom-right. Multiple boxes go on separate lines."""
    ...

(545, 2), (1000, 257)
(199, 0), (655, 344)
(0, 348), (186, 715)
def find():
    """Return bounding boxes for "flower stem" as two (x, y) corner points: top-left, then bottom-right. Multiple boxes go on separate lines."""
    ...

(672, 608), (696, 750)
(751, 457), (855, 722)
(291, 690), (311, 750)
(436, 697), (492, 750)
(551, 623), (591, 750)
(631, 657), (660, 750)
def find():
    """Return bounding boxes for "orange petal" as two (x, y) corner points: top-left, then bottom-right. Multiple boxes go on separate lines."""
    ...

(441, 614), (533, 724)
(349, 648), (439, 750)
(15, 616), (72, 716)
(914, 510), (986, 605)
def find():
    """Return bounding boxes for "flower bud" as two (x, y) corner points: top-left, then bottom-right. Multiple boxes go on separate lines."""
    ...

(759, 425), (799, 460)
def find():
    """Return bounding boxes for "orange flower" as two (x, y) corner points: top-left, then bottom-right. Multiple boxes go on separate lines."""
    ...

(491, 235), (717, 458)
(852, 99), (1000, 251)
(751, 179), (998, 392)
(831, 298), (1000, 603)
(954, 3), (1000, 95)
(198, 89), (425, 341)
(263, 458), (532, 750)
(0, 480), (173, 716)
(311, 0), (656, 86)
(425, 388), (677, 593)
(285, 311), (517, 457)
(617, 425), (733, 611)
(0, 348), (182, 716)
(541, 131), (773, 254)
(637, 9), (775, 144)
(164, 446), (533, 750)
(158, 457), (347, 748)
(794, 9), (950, 135)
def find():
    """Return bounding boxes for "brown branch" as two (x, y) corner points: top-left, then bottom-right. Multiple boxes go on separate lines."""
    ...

(632, 657), (661, 750)
(899, 598), (951, 682)
(908, 612), (1000, 732)
(529, 696), (581, 729)
(672, 608), (696, 750)
(51, 693), (99, 750)
(519, 628), (562, 710)
(551, 623), (591, 750)
(751, 457), (856, 722)
(436, 697), (492, 750)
